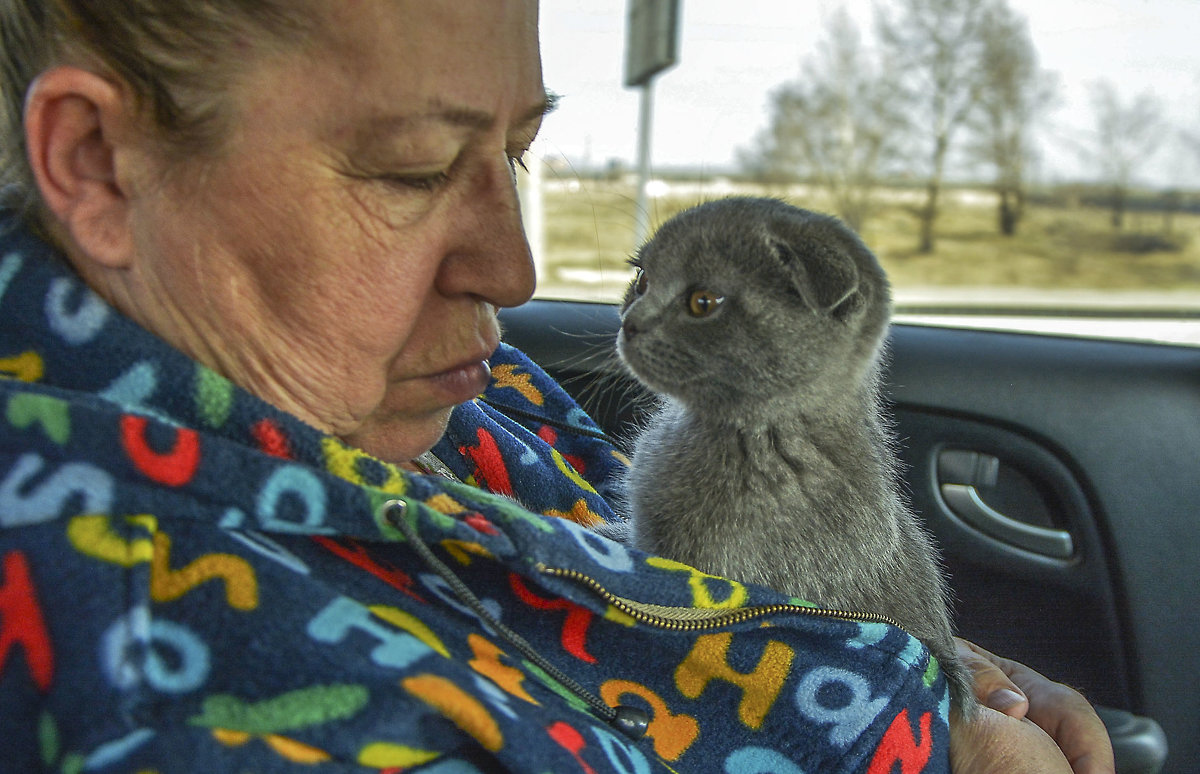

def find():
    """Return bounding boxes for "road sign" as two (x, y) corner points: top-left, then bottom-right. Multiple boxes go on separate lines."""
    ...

(624, 0), (681, 88)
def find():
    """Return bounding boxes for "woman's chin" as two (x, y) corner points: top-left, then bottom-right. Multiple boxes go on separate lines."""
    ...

(340, 407), (456, 465)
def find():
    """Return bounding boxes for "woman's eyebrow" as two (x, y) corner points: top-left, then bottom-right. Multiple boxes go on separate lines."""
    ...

(361, 91), (561, 139)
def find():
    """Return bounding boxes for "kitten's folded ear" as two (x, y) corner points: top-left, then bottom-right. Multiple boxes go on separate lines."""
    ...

(770, 232), (864, 320)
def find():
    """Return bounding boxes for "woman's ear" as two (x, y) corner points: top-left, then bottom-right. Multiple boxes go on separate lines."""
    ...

(23, 66), (137, 269)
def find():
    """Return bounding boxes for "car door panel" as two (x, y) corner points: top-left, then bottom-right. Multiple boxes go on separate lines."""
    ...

(892, 406), (1130, 708)
(500, 300), (1197, 770)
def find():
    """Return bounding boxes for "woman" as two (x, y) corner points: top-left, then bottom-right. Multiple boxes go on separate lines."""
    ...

(0, 1), (1112, 771)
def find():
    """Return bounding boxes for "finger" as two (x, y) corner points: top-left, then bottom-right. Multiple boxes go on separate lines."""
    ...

(1017, 682), (1115, 774)
(954, 638), (1029, 718)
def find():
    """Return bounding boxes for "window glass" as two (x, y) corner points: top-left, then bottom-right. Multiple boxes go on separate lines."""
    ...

(527, 0), (1200, 346)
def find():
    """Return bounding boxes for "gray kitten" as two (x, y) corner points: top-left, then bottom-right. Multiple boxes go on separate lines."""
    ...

(613, 196), (976, 719)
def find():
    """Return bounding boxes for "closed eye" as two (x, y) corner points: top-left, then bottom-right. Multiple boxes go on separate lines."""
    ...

(375, 171), (452, 192)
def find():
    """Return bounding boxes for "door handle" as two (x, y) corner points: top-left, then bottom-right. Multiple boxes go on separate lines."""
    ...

(937, 450), (1075, 559)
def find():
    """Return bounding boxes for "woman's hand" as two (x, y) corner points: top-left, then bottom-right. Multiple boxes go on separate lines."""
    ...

(950, 705), (1074, 774)
(951, 638), (1115, 774)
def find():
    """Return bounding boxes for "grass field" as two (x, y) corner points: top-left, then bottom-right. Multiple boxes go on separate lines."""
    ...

(532, 178), (1200, 309)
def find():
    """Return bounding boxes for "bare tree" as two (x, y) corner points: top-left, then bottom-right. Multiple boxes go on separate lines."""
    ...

(1088, 81), (1165, 229)
(877, 0), (992, 252)
(966, 3), (1057, 236)
(739, 9), (904, 232)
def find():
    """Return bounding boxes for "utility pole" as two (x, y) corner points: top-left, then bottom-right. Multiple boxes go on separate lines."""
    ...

(624, 0), (681, 247)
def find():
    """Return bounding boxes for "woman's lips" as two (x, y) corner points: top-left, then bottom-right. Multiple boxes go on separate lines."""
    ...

(427, 358), (492, 405)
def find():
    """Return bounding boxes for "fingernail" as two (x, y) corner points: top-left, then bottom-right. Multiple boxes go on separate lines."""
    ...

(986, 688), (1026, 711)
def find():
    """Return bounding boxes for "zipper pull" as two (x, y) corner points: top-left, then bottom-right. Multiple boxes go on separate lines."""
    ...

(610, 705), (651, 740)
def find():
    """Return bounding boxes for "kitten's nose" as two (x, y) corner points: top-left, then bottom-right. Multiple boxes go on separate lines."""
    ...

(621, 321), (640, 340)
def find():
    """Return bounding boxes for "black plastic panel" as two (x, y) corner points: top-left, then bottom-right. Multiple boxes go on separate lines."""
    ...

(891, 407), (1128, 707)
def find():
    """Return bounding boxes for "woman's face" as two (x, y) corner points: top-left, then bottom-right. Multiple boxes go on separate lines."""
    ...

(121, 0), (545, 462)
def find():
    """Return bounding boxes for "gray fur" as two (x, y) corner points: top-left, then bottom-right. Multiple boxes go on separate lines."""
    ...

(614, 196), (976, 718)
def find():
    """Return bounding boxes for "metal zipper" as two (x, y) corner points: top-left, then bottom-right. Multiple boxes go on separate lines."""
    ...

(537, 564), (905, 631)
(381, 500), (651, 740)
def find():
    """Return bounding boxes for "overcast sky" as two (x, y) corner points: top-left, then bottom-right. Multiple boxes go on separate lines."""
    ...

(536, 0), (1200, 187)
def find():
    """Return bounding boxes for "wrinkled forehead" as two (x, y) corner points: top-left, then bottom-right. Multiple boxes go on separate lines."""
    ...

(314, 0), (543, 92)
(199, 2), (524, 136)
(222, 0), (547, 155)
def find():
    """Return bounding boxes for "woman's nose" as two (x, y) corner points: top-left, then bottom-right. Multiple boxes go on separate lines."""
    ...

(436, 157), (537, 308)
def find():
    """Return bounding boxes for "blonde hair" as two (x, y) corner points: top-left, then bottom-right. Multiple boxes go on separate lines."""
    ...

(1, 0), (314, 222)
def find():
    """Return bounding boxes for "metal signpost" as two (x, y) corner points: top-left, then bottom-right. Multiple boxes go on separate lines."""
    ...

(624, 0), (681, 247)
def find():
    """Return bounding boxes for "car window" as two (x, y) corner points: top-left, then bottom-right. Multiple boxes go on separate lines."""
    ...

(526, 0), (1200, 347)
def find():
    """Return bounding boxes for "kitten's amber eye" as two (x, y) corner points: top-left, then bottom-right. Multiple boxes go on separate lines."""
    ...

(634, 269), (648, 295)
(688, 290), (725, 317)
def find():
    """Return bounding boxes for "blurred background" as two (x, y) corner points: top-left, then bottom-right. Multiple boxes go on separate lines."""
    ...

(520, 0), (1200, 344)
